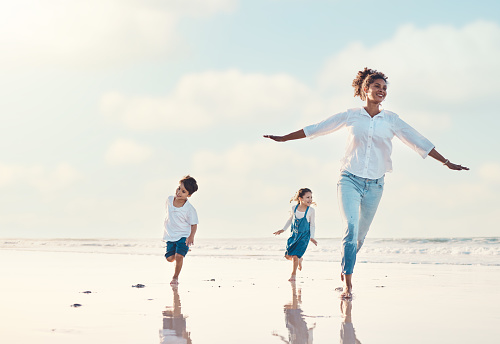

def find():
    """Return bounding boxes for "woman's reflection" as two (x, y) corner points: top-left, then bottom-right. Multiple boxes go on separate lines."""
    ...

(273, 281), (315, 343)
(340, 300), (361, 344)
(160, 286), (192, 344)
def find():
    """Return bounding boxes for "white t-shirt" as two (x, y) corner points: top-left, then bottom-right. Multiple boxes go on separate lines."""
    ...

(282, 205), (316, 238)
(303, 108), (435, 179)
(163, 196), (198, 242)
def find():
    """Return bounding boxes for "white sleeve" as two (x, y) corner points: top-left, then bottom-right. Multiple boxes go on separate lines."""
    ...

(303, 110), (349, 139)
(393, 115), (434, 158)
(308, 207), (316, 239)
(282, 206), (294, 231)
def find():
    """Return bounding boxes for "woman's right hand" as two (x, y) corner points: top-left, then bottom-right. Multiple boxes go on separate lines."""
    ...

(263, 130), (306, 142)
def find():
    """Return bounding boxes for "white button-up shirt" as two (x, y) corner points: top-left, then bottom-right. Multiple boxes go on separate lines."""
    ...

(303, 108), (435, 179)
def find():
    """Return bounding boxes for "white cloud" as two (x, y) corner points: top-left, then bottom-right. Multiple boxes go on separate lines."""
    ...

(101, 69), (316, 130)
(321, 21), (500, 99)
(0, 162), (81, 192)
(0, 0), (235, 67)
(105, 139), (153, 165)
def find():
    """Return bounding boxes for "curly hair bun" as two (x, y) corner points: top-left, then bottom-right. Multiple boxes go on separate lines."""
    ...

(352, 67), (387, 101)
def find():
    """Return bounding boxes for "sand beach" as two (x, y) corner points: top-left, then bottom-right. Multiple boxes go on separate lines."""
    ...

(1, 240), (499, 343)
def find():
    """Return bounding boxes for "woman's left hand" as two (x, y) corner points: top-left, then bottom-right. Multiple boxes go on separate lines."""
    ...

(445, 161), (469, 171)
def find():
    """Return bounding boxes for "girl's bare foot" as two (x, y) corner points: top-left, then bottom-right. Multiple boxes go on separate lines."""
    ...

(170, 278), (179, 286)
(288, 274), (296, 282)
(340, 286), (352, 300)
(298, 258), (303, 271)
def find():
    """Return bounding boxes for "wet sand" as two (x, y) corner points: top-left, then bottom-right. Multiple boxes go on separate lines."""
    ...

(1, 249), (499, 343)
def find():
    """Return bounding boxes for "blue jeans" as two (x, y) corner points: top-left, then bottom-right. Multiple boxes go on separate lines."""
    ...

(337, 171), (384, 275)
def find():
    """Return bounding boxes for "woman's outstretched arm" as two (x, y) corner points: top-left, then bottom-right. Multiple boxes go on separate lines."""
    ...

(428, 148), (469, 171)
(263, 129), (306, 142)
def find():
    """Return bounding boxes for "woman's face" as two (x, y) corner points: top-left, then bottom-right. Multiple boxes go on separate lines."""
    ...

(365, 79), (387, 103)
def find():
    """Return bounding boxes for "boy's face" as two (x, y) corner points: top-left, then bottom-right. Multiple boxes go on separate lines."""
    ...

(175, 182), (191, 201)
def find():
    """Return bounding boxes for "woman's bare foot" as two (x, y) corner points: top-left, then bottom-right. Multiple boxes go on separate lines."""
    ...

(298, 258), (303, 271)
(340, 273), (352, 299)
(288, 274), (296, 282)
(170, 278), (179, 286)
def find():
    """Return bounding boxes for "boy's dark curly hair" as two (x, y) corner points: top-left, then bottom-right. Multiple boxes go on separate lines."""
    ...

(352, 67), (388, 101)
(180, 175), (198, 195)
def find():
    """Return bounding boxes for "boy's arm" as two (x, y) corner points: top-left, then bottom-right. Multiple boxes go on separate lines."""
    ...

(186, 224), (197, 246)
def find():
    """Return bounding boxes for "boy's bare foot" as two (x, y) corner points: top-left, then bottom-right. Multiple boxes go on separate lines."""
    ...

(170, 278), (179, 286)
(298, 258), (303, 271)
(288, 274), (296, 282)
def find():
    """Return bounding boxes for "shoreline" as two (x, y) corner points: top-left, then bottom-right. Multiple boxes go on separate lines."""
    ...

(1, 236), (498, 267)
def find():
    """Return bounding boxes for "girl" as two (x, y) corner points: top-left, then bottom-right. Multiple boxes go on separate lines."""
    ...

(274, 188), (318, 282)
(265, 67), (468, 299)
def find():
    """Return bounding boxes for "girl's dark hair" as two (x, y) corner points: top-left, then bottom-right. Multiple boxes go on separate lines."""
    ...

(352, 67), (388, 101)
(180, 175), (198, 195)
(290, 188), (313, 204)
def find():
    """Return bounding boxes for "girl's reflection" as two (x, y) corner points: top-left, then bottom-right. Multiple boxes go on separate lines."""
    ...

(340, 300), (361, 344)
(160, 286), (192, 344)
(274, 282), (315, 343)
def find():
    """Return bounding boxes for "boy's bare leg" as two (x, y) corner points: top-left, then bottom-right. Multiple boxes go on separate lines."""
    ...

(170, 254), (184, 285)
(289, 256), (299, 281)
(166, 255), (175, 263)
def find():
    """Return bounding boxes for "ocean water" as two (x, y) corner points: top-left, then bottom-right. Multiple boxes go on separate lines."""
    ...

(1, 237), (498, 266)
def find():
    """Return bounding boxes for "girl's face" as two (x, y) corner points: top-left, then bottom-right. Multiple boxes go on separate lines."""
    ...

(365, 79), (387, 103)
(175, 182), (190, 201)
(299, 192), (313, 206)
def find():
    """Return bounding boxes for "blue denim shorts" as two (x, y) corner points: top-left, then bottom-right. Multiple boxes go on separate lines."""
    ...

(165, 237), (189, 258)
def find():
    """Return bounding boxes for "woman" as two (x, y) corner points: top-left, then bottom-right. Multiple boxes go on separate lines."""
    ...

(264, 67), (469, 299)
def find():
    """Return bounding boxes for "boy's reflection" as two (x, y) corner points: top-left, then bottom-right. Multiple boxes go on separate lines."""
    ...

(160, 286), (192, 344)
(340, 300), (361, 344)
(274, 282), (315, 344)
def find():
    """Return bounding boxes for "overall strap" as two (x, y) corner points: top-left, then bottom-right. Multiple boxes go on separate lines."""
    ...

(303, 206), (309, 217)
(293, 204), (299, 214)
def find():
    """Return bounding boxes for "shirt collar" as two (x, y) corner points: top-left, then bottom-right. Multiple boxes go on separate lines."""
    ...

(360, 107), (385, 118)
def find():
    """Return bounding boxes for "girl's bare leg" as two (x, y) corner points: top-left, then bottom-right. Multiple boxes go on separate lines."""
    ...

(289, 256), (299, 281)
(298, 257), (303, 271)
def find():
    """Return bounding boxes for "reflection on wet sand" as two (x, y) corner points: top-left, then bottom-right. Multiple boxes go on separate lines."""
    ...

(273, 282), (315, 343)
(160, 286), (192, 344)
(340, 300), (361, 344)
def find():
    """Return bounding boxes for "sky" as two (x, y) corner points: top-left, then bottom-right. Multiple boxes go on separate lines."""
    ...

(1, 0), (499, 239)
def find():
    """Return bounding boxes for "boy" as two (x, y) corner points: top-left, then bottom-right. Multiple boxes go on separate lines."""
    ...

(163, 175), (199, 286)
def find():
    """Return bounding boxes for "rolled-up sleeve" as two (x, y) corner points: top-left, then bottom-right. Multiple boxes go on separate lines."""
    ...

(303, 111), (349, 139)
(393, 117), (435, 158)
